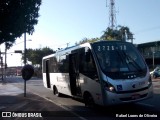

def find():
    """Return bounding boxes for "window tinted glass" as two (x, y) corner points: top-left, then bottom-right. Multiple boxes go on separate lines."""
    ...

(92, 41), (147, 79)
(79, 48), (98, 80)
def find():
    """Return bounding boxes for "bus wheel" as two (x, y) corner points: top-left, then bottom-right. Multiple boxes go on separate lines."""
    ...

(53, 86), (61, 97)
(84, 93), (95, 108)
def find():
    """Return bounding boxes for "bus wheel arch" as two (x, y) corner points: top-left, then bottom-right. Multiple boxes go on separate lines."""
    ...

(83, 91), (95, 108)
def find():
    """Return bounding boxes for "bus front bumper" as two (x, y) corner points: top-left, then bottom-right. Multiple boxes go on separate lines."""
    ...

(103, 85), (153, 106)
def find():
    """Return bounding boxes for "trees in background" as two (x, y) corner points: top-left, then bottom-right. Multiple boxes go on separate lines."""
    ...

(76, 37), (100, 45)
(23, 47), (55, 68)
(0, 0), (41, 48)
(77, 26), (134, 45)
(101, 26), (134, 42)
(0, 0), (42, 79)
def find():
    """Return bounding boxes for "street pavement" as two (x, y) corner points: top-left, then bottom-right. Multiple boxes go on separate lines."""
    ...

(0, 79), (85, 120)
(152, 78), (160, 92)
(0, 77), (160, 120)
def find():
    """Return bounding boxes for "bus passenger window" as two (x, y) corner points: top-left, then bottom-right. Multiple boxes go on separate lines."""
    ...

(50, 57), (58, 73)
(79, 50), (98, 81)
(58, 55), (69, 73)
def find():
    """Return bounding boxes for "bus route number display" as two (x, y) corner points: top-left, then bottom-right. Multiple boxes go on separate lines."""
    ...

(97, 45), (127, 51)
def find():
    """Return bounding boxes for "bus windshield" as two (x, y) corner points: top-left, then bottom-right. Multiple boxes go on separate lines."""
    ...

(92, 41), (147, 79)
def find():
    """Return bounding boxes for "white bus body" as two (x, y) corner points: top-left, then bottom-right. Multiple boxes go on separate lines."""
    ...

(42, 41), (153, 106)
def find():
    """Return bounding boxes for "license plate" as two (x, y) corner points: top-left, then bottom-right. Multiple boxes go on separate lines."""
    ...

(131, 94), (140, 99)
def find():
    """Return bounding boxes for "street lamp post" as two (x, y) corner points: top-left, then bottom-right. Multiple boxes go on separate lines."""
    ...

(24, 33), (26, 65)
(0, 53), (3, 81)
(4, 43), (7, 83)
(24, 32), (27, 97)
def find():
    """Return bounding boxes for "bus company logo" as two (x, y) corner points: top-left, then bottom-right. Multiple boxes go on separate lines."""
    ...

(1, 112), (42, 118)
(2, 112), (11, 117)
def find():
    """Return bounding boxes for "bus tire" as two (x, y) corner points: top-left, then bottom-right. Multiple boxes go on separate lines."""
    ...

(84, 92), (95, 108)
(53, 86), (61, 97)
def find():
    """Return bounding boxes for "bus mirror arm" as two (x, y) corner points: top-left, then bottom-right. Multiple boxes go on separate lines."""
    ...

(85, 51), (90, 62)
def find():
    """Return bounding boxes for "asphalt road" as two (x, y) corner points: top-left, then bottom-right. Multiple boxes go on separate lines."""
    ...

(2, 76), (160, 120)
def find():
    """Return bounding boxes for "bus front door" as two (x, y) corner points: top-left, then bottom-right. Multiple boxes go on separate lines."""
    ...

(46, 60), (51, 88)
(69, 53), (82, 96)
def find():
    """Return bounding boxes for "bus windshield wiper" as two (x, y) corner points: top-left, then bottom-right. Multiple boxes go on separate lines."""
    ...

(122, 51), (143, 72)
(114, 49), (130, 72)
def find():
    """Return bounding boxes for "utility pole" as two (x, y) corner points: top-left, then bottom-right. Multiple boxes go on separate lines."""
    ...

(24, 33), (26, 66)
(1, 57), (3, 81)
(24, 32), (27, 97)
(4, 43), (7, 82)
(0, 51), (3, 81)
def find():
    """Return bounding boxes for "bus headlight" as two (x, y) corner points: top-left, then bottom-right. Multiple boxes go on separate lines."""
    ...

(103, 81), (116, 93)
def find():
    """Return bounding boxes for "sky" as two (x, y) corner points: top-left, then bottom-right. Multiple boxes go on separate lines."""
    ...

(1, 0), (160, 66)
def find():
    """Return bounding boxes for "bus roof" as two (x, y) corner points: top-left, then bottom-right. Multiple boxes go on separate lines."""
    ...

(42, 40), (129, 59)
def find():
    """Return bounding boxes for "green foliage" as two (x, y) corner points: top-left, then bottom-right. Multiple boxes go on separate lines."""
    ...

(0, 0), (41, 46)
(76, 37), (100, 45)
(23, 47), (55, 67)
(101, 26), (134, 41)
(76, 26), (134, 45)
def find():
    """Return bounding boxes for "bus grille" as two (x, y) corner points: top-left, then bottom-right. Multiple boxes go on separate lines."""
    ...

(116, 86), (148, 94)
(120, 93), (148, 101)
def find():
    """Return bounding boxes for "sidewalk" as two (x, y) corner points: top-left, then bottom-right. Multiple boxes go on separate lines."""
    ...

(0, 81), (81, 120)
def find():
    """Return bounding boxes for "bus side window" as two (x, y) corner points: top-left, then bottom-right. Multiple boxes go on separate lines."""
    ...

(58, 55), (69, 73)
(80, 48), (98, 81)
(50, 57), (58, 73)
(42, 60), (46, 73)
